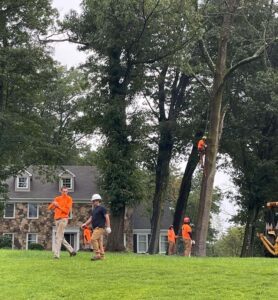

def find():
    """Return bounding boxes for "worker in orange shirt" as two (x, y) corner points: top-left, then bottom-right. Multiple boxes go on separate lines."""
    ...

(197, 136), (207, 168)
(182, 217), (194, 257)
(83, 225), (92, 249)
(48, 186), (76, 259)
(167, 225), (177, 255)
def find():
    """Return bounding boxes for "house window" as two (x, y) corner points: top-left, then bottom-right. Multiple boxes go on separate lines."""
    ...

(28, 203), (39, 219)
(62, 177), (72, 189)
(60, 177), (73, 190)
(2, 233), (14, 249)
(26, 233), (38, 249)
(159, 234), (168, 254)
(15, 173), (31, 192)
(137, 234), (148, 253)
(58, 169), (75, 192)
(4, 203), (15, 218)
(17, 176), (28, 188)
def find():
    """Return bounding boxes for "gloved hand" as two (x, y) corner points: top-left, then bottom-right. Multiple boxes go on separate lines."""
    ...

(106, 227), (112, 234)
(191, 240), (195, 245)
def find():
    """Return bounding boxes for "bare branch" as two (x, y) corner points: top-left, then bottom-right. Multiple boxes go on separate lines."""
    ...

(223, 40), (276, 81)
(143, 95), (160, 120)
(193, 74), (211, 98)
(199, 39), (215, 73)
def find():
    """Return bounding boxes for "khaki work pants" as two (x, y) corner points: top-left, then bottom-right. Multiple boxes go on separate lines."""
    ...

(54, 218), (74, 258)
(91, 228), (105, 258)
(168, 241), (176, 255)
(183, 239), (192, 257)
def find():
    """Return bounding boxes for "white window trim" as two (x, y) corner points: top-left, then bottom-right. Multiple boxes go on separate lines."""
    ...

(68, 209), (73, 220)
(4, 203), (15, 219)
(26, 233), (38, 250)
(16, 176), (29, 189)
(3, 233), (14, 249)
(59, 177), (74, 191)
(123, 233), (126, 248)
(27, 203), (39, 219)
(159, 233), (168, 254)
(137, 233), (149, 254)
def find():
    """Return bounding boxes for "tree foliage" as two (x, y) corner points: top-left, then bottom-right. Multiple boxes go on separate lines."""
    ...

(0, 1), (86, 202)
(213, 227), (244, 257)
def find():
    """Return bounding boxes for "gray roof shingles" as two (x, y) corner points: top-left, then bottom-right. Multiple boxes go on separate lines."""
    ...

(6, 166), (98, 202)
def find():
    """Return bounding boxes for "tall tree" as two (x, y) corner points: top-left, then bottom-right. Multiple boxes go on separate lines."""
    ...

(194, 0), (277, 256)
(222, 66), (278, 256)
(0, 0), (67, 194)
(144, 65), (192, 254)
(63, 0), (196, 251)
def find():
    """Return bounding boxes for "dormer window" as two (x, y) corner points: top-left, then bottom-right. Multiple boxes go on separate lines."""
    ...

(15, 170), (32, 192)
(17, 176), (28, 188)
(61, 177), (73, 189)
(59, 169), (75, 192)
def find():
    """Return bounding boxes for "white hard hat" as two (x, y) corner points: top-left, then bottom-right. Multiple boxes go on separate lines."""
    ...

(91, 193), (102, 201)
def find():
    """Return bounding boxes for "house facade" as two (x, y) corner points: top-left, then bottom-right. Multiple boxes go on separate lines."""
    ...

(0, 166), (172, 254)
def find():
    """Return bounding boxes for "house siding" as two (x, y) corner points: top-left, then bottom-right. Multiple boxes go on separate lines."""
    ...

(0, 166), (173, 253)
(0, 202), (92, 250)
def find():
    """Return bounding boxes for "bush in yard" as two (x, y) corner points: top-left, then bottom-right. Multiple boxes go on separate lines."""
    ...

(0, 236), (12, 249)
(29, 243), (44, 250)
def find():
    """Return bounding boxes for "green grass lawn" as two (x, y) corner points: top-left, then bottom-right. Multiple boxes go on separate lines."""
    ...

(0, 250), (277, 300)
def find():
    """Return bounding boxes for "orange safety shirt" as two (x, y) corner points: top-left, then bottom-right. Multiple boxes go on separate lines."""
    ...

(168, 228), (176, 243)
(83, 227), (92, 244)
(48, 194), (72, 219)
(198, 139), (206, 151)
(182, 224), (192, 240)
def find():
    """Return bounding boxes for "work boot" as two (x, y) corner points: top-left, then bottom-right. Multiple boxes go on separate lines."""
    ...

(91, 256), (101, 261)
(70, 251), (77, 257)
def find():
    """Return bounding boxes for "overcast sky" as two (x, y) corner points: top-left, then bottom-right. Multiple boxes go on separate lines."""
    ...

(51, 0), (86, 67)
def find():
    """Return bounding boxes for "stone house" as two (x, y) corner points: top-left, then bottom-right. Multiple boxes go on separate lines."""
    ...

(0, 166), (172, 254)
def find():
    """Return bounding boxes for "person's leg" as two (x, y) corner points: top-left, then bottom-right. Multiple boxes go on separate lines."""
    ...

(168, 242), (172, 255)
(168, 242), (174, 255)
(91, 228), (103, 259)
(59, 219), (75, 255)
(198, 151), (203, 167)
(184, 239), (192, 257)
(54, 219), (66, 258)
(99, 233), (105, 259)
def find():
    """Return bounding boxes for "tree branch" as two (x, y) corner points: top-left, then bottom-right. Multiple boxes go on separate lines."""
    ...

(223, 40), (276, 81)
(192, 74), (211, 98)
(143, 95), (160, 120)
(199, 39), (215, 73)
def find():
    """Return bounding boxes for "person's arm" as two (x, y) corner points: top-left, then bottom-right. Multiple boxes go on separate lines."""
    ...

(48, 198), (59, 210)
(105, 213), (111, 233)
(82, 216), (92, 228)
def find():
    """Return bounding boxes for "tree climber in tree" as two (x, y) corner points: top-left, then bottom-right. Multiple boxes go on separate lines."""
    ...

(197, 136), (207, 168)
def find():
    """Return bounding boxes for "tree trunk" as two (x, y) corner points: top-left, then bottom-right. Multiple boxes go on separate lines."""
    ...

(106, 206), (126, 251)
(103, 47), (133, 251)
(148, 122), (174, 254)
(148, 68), (190, 254)
(194, 0), (239, 256)
(172, 136), (200, 235)
(124, 206), (134, 251)
(240, 205), (260, 257)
